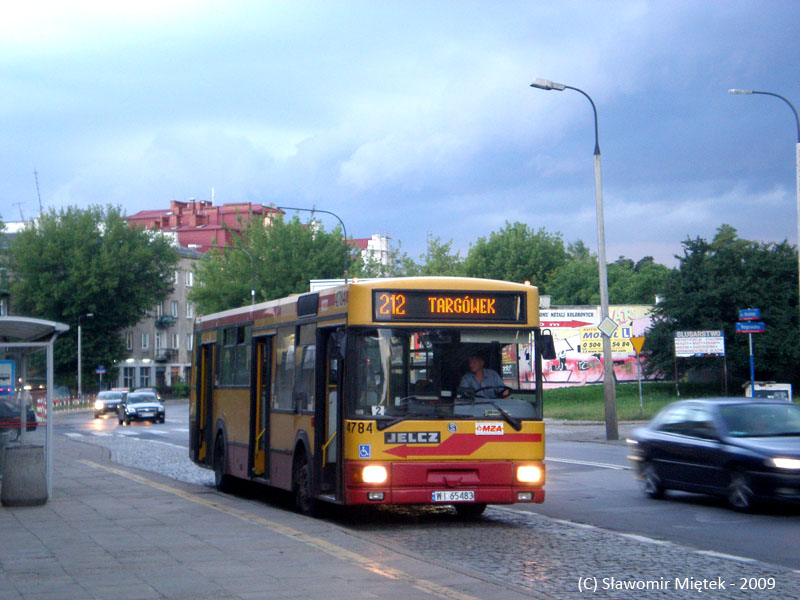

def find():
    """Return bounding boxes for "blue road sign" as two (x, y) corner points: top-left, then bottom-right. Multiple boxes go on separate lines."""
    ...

(739, 308), (761, 321)
(736, 321), (765, 333)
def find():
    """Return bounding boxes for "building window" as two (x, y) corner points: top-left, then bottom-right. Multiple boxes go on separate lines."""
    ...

(126, 331), (133, 350)
(171, 300), (178, 317)
(186, 302), (194, 318)
(156, 302), (163, 317)
(174, 270), (180, 285)
(172, 333), (180, 349)
(186, 334), (194, 351)
(123, 367), (135, 389)
(140, 368), (151, 388)
(185, 271), (194, 287)
(141, 333), (149, 350)
(155, 333), (162, 350)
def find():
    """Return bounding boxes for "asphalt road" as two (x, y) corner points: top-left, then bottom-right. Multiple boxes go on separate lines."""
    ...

(53, 401), (800, 571)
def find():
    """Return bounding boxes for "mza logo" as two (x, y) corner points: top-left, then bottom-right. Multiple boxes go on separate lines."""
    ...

(384, 431), (440, 444)
(475, 422), (504, 435)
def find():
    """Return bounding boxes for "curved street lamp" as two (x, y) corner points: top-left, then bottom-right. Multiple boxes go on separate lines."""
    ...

(267, 204), (349, 283)
(530, 78), (619, 440)
(728, 89), (800, 322)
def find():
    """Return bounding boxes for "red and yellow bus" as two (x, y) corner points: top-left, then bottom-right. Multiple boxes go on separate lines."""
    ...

(190, 277), (554, 516)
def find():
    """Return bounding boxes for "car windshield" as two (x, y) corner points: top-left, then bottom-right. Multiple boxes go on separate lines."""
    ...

(347, 327), (541, 425)
(98, 392), (124, 400)
(719, 403), (800, 437)
(128, 394), (157, 404)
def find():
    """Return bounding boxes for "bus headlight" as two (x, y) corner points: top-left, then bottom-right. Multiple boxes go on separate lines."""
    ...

(362, 465), (388, 484)
(517, 465), (543, 484)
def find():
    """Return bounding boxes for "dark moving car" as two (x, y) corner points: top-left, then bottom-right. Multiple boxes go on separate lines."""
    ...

(94, 390), (127, 418)
(118, 391), (165, 425)
(628, 398), (800, 510)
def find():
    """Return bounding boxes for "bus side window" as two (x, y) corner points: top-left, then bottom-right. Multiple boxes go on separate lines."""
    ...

(273, 329), (295, 410)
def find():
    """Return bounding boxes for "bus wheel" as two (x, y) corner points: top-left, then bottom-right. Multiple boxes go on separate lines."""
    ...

(454, 503), (487, 519)
(213, 435), (233, 493)
(294, 459), (317, 516)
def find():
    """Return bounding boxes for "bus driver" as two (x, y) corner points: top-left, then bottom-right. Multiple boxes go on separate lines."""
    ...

(459, 354), (510, 398)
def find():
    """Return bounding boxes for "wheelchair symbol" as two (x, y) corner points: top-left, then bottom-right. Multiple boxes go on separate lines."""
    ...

(358, 444), (371, 459)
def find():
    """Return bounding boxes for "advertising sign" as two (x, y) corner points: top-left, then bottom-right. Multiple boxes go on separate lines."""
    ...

(674, 331), (725, 357)
(0, 360), (14, 395)
(580, 325), (633, 354)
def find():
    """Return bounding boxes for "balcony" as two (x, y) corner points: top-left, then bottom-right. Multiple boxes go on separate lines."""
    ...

(155, 348), (177, 362)
(155, 315), (176, 328)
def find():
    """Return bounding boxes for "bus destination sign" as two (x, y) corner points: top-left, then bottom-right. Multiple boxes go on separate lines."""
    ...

(373, 290), (525, 323)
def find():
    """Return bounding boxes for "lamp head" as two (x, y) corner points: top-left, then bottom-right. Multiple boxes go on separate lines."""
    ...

(728, 89), (753, 95)
(531, 78), (566, 91)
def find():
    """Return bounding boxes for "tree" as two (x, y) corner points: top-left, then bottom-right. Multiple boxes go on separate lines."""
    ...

(9, 205), (179, 386)
(464, 222), (568, 290)
(646, 225), (798, 387)
(190, 213), (349, 314)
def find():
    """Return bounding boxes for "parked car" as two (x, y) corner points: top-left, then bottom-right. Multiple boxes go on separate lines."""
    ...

(118, 391), (165, 425)
(94, 390), (127, 418)
(628, 398), (800, 510)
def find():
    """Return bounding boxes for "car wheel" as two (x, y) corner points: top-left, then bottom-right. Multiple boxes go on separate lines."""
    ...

(727, 470), (754, 511)
(454, 503), (487, 519)
(293, 458), (317, 516)
(213, 435), (233, 492)
(94, 413), (99, 419)
(118, 416), (123, 425)
(125, 416), (131, 426)
(641, 462), (665, 499)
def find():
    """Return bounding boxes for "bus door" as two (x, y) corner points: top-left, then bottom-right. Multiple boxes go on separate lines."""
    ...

(315, 327), (344, 499)
(250, 336), (273, 478)
(194, 342), (215, 465)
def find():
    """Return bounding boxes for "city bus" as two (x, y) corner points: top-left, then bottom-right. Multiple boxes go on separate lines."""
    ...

(189, 277), (555, 516)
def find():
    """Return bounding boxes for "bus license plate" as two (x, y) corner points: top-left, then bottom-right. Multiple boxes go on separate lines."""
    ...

(432, 490), (475, 503)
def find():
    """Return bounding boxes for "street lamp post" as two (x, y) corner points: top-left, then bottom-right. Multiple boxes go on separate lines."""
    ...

(267, 204), (349, 282)
(189, 245), (256, 304)
(77, 313), (94, 397)
(729, 89), (800, 322)
(530, 78), (619, 440)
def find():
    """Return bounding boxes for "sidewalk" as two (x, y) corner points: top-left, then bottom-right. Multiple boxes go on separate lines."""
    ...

(0, 435), (540, 600)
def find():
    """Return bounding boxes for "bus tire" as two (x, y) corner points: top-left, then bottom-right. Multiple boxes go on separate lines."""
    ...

(454, 503), (487, 519)
(213, 434), (233, 493)
(293, 459), (317, 516)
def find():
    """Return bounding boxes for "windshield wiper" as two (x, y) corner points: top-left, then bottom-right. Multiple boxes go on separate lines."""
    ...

(472, 399), (522, 431)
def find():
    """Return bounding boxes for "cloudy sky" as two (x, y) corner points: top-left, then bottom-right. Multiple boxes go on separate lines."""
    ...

(3, 1), (799, 266)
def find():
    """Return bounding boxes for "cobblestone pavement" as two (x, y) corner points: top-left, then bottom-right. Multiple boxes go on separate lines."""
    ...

(67, 423), (800, 599)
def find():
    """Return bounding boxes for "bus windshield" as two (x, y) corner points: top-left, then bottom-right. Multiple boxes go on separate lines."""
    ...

(347, 327), (541, 425)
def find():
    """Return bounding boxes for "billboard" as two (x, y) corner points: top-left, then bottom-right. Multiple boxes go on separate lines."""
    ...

(538, 305), (655, 387)
(673, 331), (725, 357)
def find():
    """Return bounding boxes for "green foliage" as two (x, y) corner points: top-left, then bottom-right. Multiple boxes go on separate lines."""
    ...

(9, 205), (179, 386)
(190, 213), (349, 313)
(646, 225), (799, 388)
(464, 222), (568, 289)
(548, 246), (672, 305)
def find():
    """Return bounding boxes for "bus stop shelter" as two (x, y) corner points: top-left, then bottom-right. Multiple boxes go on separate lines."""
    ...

(0, 316), (69, 504)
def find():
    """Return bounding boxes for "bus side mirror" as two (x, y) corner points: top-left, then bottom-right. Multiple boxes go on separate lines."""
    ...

(540, 330), (556, 360)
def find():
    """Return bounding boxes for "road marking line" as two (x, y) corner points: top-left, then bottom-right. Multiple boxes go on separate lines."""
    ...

(694, 550), (756, 563)
(546, 457), (630, 470)
(618, 533), (669, 545)
(64, 432), (83, 439)
(115, 430), (140, 435)
(78, 459), (479, 600)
